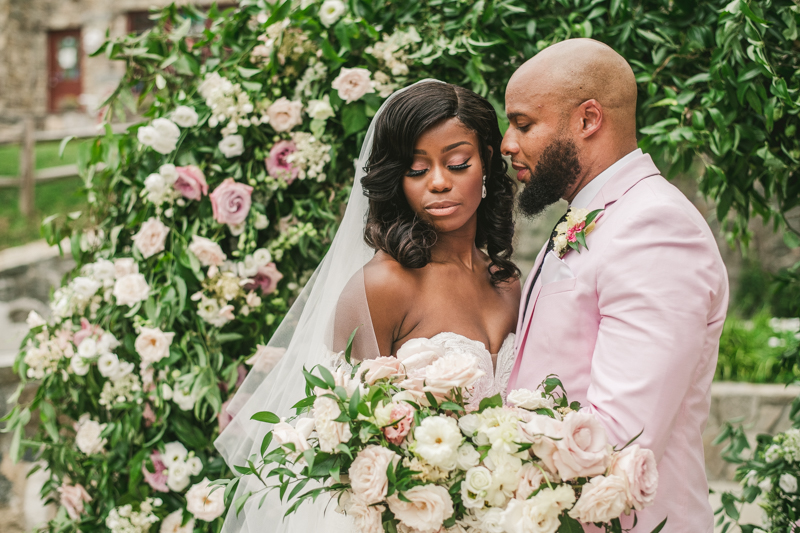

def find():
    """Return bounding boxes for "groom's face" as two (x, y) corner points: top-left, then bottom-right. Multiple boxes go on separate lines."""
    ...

(502, 86), (583, 217)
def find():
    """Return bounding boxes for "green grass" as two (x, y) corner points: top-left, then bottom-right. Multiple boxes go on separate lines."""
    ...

(0, 139), (84, 176)
(0, 140), (90, 250)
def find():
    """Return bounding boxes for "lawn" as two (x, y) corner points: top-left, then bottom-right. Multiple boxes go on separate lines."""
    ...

(0, 140), (88, 250)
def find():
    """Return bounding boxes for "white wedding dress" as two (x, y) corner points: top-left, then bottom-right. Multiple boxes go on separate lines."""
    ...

(418, 332), (517, 405)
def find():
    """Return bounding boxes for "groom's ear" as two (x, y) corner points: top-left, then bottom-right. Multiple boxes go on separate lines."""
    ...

(577, 99), (603, 139)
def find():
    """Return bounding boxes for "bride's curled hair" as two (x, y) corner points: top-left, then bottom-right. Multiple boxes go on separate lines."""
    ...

(362, 81), (519, 285)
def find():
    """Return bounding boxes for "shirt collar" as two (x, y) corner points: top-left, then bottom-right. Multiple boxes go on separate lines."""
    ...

(570, 148), (643, 209)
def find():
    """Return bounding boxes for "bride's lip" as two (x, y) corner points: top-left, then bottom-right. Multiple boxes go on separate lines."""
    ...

(425, 201), (460, 216)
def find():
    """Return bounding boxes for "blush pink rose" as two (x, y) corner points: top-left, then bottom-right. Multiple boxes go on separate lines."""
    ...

(174, 165), (208, 201)
(73, 318), (102, 347)
(142, 451), (169, 493)
(386, 484), (454, 533)
(383, 401), (415, 445)
(609, 444), (658, 510)
(265, 141), (299, 184)
(244, 263), (283, 295)
(566, 221), (586, 243)
(356, 356), (405, 384)
(349, 445), (398, 504)
(57, 481), (92, 520)
(552, 411), (609, 480)
(209, 178), (254, 225)
(519, 414), (563, 475)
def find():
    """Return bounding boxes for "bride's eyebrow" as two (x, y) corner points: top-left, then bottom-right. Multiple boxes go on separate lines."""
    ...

(412, 141), (473, 156)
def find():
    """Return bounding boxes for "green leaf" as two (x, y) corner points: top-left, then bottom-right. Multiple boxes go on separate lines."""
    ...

(237, 67), (262, 79)
(558, 513), (583, 532)
(251, 411), (280, 424)
(342, 103), (368, 138)
(348, 386), (361, 420)
(477, 394), (502, 412)
(317, 365), (336, 389)
(303, 368), (329, 390)
(649, 517), (668, 533)
(58, 136), (75, 158)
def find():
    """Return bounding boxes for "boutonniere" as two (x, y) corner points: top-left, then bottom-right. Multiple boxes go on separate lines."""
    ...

(553, 208), (604, 258)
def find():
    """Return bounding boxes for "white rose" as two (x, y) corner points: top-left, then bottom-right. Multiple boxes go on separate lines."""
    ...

(568, 474), (628, 524)
(72, 277), (102, 298)
(113, 273), (150, 306)
(97, 333), (120, 356)
(150, 118), (181, 154)
(78, 338), (98, 359)
(71, 356), (91, 376)
(423, 352), (484, 396)
(780, 473), (798, 493)
(759, 478), (773, 492)
(462, 466), (492, 507)
(186, 478), (225, 521)
(159, 164), (179, 185)
(396, 338), (444, 371)
(331, 67), (375, 103)
(238, 255), (260, 278)
(254, 213), (269, 229)
(163, 442), (189, 467)
(458, 413), (481, 437)
(387, 484), (454, 533)
(267, 97), (303, 132)
(135, 327), (175, 365)
(507, 389), (555, 411)
(173, 387), (196, 411)
(133, 218), (170, 259)
(219, 135), (244, 158)
(313, 396), (352, 452)
(137, 126), (158, 148)
(456, 443), (481, 470)
(476, 507), (505, 533)
(349, 445), (398, 504)
(273, 418), (315, 459)
(187, 456), (203, 476)
(319, 0), (346, 27)
(160, 509), (195, 533)
(75, 417), (107, 454)
(307, 95), (335, 121)
(172, 105), (199, 128)
(500, 490), (562, 533)
(188, 235), (227, 267)
(97, 352), (120, 379)
(114, 258), (138, 278)
(413, 415), (462, 471)
(552, 411), (609, 480)
(167, 461), (191, 492)
(26, 310), (47, 328)
(253, 248), (272, 267)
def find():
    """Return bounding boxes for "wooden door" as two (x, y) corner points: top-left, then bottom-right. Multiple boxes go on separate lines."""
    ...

(47, 29), (82, 112)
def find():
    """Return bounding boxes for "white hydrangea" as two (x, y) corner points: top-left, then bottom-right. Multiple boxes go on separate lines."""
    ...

(105, 498), (161, 533)
(781, 428), (800, 463)
(294, 59), (329, 100)
(198, 73), (254, 136)
(286, 132), (332, 182)
(365, 27), (421, 77)
(24, 334), (72, 379)
(99, 374), (142, 408)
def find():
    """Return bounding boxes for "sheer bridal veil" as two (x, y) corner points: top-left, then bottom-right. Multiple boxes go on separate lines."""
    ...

(215, 79), (444, 532)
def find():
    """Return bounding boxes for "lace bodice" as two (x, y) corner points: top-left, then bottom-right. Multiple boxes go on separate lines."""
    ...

(424, 332), (517, 407)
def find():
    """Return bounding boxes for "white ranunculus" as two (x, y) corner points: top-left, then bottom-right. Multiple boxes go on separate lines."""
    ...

(319, 0), (346, 26)
(238, 254), (259, 278)
(163, 442), (189, 467)
(349, 445), (398, 504)
(167, 461), (191, 492)
(759, 478), (773, 492)
(396, 338), (445, 371)
(159, 163), (179, 185)
(331, 67), (375, 103)
(387, 484), (454, 533)
(173, 387), (197, 411)
(135, 327), (175, 365)
(96, 333), (120, 356)
(171, 105), (199, 128)
(144, 173), (169, 205)
(113, 273), (150, 306)
(219, 135), (244, 158)
(507, 389), (555, 411)
(456, 443), (481, 470)
(307, 95), (335, 121)
(97, 352), (120, 379)
(71, 356), (91, 376)
(458, 413), (481, 437)
(114, 258), (138, 278)
(75, 416), (107, 454)
(413, 416), (462, 471)
(137, 126), (158, 147)
(186, 478), (225, 521)
(253, 248), (272, 267)
(72, 277), (102, 299)
(160, 509), (195, 533)
(26, 310), (47, 328)
(187, 456), (203, 476)
(568, 475), (628, 524)
(780, 473), (798, 493)
(188, 235), (226, 267)
(133, 218), (170, 259)
(150, 118), (181, 154)
(78, 338), (98, 359)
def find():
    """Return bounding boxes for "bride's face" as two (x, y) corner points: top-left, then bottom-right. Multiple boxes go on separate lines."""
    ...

(402, 117), (487, 234)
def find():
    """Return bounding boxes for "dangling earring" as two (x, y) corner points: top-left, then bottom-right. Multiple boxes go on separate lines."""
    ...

(481, 175), (487, 199)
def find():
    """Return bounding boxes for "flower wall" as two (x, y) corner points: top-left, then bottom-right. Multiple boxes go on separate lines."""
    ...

(3, 0), (799, 531)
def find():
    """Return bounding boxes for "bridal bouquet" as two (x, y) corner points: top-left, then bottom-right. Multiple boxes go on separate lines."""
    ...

(224, 338), (666, 533)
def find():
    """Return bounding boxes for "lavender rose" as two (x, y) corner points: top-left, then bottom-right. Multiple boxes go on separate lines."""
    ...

(265, 140), (299, 184)
(209, 178), (254, 226)
(244, 262), (283, 295)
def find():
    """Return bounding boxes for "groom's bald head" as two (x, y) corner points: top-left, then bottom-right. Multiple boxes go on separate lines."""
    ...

(501, 39), (639, 215)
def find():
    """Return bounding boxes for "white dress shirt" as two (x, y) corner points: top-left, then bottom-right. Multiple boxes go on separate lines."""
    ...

(538, 148), (643, 286)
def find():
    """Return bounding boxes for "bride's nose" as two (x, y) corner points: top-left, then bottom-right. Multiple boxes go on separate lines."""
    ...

(428, 166), (452, 192)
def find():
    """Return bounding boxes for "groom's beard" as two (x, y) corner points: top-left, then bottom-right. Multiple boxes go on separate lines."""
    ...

(517, 137), (582, 218)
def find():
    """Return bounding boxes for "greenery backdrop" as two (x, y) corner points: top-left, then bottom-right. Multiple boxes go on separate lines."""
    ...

(2, 0), (798, 531)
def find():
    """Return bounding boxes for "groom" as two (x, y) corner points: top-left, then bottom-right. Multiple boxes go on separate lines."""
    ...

(503, 39), (729, 531)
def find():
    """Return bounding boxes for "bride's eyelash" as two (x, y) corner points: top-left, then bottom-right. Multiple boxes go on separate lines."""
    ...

(449, 160), (471, 170)
(406, 169), (427, 177)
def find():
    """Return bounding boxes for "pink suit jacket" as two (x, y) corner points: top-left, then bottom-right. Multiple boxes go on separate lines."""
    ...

(509, 154), (729, 532)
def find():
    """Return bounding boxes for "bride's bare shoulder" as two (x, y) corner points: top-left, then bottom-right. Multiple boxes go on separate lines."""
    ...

(363, 251), (420, 296)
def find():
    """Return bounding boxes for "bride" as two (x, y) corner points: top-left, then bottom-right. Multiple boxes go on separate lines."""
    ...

(215, 80), (520, 532)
